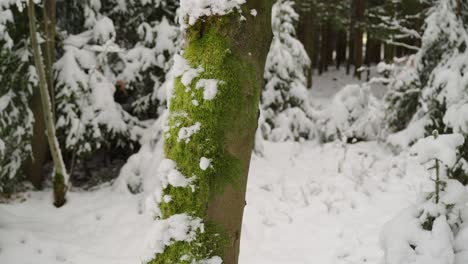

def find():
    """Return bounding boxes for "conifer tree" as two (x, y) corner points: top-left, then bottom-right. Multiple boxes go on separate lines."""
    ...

(0, 2), (35, 194)
(262, 0), (314, 142)
(385, 0), (468, 180)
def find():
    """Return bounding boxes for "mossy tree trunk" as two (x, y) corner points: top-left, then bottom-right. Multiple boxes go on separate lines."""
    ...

(28, 0), (68, 207)
(152, 1), (272, 264)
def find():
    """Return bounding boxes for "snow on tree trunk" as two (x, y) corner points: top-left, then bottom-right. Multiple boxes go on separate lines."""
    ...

(28, 0), (68, 207)
(148, 0), (273, 263)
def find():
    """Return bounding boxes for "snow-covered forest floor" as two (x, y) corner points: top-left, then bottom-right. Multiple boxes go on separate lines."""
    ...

(0, 71), (430, 264)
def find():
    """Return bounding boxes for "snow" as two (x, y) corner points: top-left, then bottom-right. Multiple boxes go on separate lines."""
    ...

(158, 159), (194, 188)
(0, 139), (431, 264)
(93, 17), (116, 44)
(179, 0), (246, 27)
(411, 133), (465, 167)
(143, 214), (204, 261)
(177, 122), (201, 143)
(196, 79), (220, 101)
(199, 157), (211, 171)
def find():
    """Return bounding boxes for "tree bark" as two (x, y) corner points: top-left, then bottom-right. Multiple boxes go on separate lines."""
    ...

(152, 1), (273, 264)
(23, 93), (48, 189)
(353, 0), (365, 79)
(297, 0), (315, 88)
(23, 0), (56, 190)
(336, 29), (347, 69)
(346, 0), (355, 76)
(42, 0), (56, 118)
(384, 42), (394, 63)
(28, 0), (68, 207)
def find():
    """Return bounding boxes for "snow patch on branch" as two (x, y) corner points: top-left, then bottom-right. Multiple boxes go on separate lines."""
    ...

(411, 134), (465, 167)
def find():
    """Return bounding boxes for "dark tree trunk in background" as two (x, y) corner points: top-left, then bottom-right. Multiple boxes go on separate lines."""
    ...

(312, 23), (320, 72)
(297, 0), (315, 88)
(325, 21), (335, 70)
(318, 23), (326, 74)
(353, 0), (365, 79)
(336, 29), (347, 69)
(346, 0), (355, 75)
(384, 42), (394, 63)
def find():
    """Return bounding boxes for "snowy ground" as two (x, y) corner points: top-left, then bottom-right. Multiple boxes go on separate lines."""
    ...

(0, 141), (429, 264)
(0, 70), (429, 264)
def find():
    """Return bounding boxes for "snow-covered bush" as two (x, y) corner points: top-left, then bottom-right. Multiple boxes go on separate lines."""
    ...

(54, 0), (180, 157)
(382, 56), (421, 133)
(317, 84), (385, 142)
(381, 133), (468, 264)
(384, 0), (468, 180)
(261, 0), (314, 142)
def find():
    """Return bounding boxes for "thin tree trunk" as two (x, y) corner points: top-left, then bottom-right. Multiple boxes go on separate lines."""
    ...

(28, 0), (68, 207)
(43, 0), (56, 118)
(336, 29), (347, 69)
(353, 0), (365, 80)
(384, 42), (394, 63)
(318, 22), (326, 74)
(346, 0), (355, 75)
(23, 0), (56, 190)
(151, 1), (273, 263)
(326, 21), (335, 69)
(312, 23), (320, 73)
(297, 0), (314, 88)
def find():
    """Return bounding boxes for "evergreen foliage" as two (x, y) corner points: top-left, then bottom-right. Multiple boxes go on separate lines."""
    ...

(385, 0), (468, 179)
(261, 0), (314, 142)
(0, 5), (34, 193)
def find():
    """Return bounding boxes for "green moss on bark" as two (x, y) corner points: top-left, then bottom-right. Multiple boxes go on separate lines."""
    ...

(152, 13), (261, 263)
(149, 223), (228, 264)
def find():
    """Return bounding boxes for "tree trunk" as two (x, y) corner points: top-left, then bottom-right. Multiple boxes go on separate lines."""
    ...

(23, 0), (56, 190)
(384, 42), (394, 63)
(336, 29), (347, 69)
(152, 1), (272, 264)
(28, 0), (68, 207)
(43, 0), (56, 118)
(346, 0), (355, 76)
(23, 93), (48, 189)
(318, 22), (325, 74)
(297, 0), (314, 88)
(353, 0), (365, 79)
